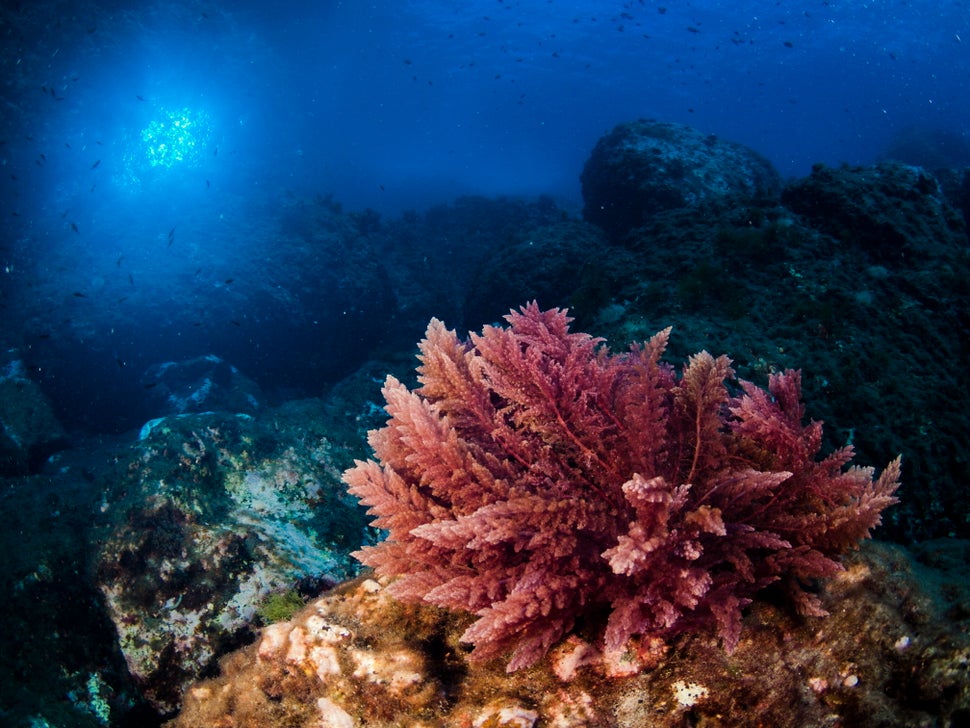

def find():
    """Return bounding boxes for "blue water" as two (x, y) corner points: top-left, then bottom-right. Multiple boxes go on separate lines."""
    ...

(1, 0), (967, 435)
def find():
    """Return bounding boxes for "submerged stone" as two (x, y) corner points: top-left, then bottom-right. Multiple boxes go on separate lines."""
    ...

(168, 541), (970, 727)
(95, 402), (369, 714)
(581, 119), (781, 240)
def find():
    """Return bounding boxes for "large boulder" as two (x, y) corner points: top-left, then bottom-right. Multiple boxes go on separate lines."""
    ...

(581, 119), (781, 240)
(0, 352), (66, 474)
(95, 401), (368, 714)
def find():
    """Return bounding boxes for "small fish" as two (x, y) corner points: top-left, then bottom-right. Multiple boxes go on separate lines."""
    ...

(686, 26), (700, 33)
(91, 159), (100, 169)
(143, 381), (159, 389)
(128, 273), (134, 286)
(205, 179), (210, 189)
(116, 254), (124, 266)
(167, 226), (176, 245)
(783, 40), (794, 48)
(230, 319), (241, 326)
(72, 291), (86, 297)
(224, 278), (234, 285)
(136, 95), (146, 101)
(70, 222), (79, 233)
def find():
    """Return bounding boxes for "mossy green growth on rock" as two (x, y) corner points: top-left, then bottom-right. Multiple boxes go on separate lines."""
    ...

(256, 590), (306, 624)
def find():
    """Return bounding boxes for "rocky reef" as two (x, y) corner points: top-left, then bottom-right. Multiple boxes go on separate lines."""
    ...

(0, 392), (377, 726)
(1, 119), (968, 726)
(93, 400), (370, 714)
(168, 540), (970, 727)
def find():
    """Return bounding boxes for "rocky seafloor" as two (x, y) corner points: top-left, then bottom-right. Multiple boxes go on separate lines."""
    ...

(2, 119), (968, 726)
(169, 540), (970, 728)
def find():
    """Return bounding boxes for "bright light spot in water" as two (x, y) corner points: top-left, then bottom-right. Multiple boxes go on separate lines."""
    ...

(118, 106), (215, 192)
(140, 107), (212, 169)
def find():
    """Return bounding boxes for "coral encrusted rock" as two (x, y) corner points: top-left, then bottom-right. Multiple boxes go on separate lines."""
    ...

(166, 540), (970, 727)
(95, 402), (368, 714)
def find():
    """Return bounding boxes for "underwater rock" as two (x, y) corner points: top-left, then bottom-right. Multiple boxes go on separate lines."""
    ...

(781, 161), (967, 262)
(580, 119), (781, 240)
(167, 540), (970, 727)
(934, 166), (970, 231)
(463, 220), (614, 326)
(95, 402), (368, 715)
(0, 351), (67, 475)
(573, 162), (969, 542)
(372, 194), (571, 343)
(140, 354), (264, 417)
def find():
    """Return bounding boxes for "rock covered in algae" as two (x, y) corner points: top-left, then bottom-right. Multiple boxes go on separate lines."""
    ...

(167, 540), (970, 727)
(95, 400), (370, 715)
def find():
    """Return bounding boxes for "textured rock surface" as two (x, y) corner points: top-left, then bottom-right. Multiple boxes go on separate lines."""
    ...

(781, 161), (967, 262)
(581, 119), (781, 240)
(168, 540), (970, 727)
(95, 402), (369, 714)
